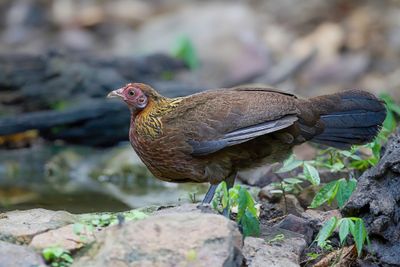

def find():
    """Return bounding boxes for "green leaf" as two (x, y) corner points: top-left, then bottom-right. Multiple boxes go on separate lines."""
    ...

(338, 218), (351, 244)
(371, 142), (382, 161)
(237, 187), (248, 221)
(123, 210), (149, 222)
(72, 223), (84, 236)
(306, 252), (320, 260)
(283, 178), (304, 184)
(228, 185), (239, 207)
(211, 182), (229, 213)
(268, 234), (285, 243)
(339, 150), (362, 160)
(61, 253), (74, 263)
(383, 110), (396, 132)
(42, 249), (55, 261)
(336, 178), (357, 208)
(351, 218), (368, 256)
(303, 163), (320, 185)
(380, 93), (400, 116)
(276, 155), (303, 173)
(331, 162), (345, 171)
(309, 180), (339, 208)
(390, 104), (400, 116)
(245, 190), (258, 217)
(171, 36), (199, 69)
(241, 210), (260, 237)
(317, 216), (338, 248)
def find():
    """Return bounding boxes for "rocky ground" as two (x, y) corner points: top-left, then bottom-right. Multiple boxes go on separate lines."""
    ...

(0, 203), (329, 267)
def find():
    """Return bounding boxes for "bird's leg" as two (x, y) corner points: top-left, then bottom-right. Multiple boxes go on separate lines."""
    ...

(201, 173), (237, 218)
(202, 173), (237, 204)
(202, 184), (218, 204)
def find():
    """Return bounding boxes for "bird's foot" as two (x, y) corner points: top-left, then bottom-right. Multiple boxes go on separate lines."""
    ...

(222, 206), (230, 218)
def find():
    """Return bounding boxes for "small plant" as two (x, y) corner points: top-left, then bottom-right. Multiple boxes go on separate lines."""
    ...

(72, 223), (94, 243)
(211, 182), (260, 237)
(42, 247), (73, 267)
(309, 177), (356, 208)
(380, 93), (400, 133)
(78, 210), (149, 229)
(267, 233), (285, 244)
(306, 252), (321, 261)
(271, 155), (321, 195)
(317, 216), (369, 257)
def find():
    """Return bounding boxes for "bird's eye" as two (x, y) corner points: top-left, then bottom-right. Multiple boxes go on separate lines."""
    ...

(128, 90), (135, 96)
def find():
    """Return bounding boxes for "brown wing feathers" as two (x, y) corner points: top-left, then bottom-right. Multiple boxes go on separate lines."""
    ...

(185, 87), (386, 154)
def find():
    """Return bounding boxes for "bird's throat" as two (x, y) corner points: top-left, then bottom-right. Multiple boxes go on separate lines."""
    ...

(132, 97), (182, 139)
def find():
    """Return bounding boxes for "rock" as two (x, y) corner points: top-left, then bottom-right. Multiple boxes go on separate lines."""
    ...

(0, 209), (77, 244)
(301, 209), (341, 230)
(154, 203), (215, 215)
(276, 214), (314, 244)
(30, 224), (95, 251)
(243, 236), (305, 267)
(302, 209), (341, 221)
(277, 194), (305, 217)
(238, 163), (281, 187)
(258, 184), (283, 203)
(342, 128), (400, 266)
(73, 212), (243, 267)
(259, 202), (284, 222)
(0, 241), (45, 267)
(297, 185), (320, 209)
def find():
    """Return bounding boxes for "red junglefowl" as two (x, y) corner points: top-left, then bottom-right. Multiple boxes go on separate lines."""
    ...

(107, 83), (386, 203)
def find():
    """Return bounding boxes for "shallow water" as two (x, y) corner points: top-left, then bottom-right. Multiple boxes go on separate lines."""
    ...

(0, 143), (208, 213)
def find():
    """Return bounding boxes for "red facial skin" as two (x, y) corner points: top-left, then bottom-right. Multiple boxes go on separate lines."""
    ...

(107, 84), (148, 114)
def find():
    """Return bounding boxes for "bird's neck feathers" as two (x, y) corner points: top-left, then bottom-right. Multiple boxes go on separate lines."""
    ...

(131, 96), (182, 139)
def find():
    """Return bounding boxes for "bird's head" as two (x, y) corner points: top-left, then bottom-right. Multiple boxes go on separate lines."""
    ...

(107, 83), (162, 114)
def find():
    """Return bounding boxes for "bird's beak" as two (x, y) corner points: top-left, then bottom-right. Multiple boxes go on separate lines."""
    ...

(107, 88), (124, 99)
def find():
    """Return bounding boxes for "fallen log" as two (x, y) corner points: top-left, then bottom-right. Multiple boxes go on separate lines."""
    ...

(0, 52), (208, 146)
(0, 51), (187, 113)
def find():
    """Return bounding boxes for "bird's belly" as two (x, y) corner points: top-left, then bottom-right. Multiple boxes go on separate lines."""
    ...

(130, 128), (294, 184)
(129, 132), (208, 183)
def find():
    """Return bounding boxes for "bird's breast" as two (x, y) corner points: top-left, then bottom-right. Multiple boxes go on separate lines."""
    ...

(129, 119), (207, 183)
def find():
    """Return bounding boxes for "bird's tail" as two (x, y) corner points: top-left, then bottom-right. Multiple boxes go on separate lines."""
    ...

(308, 90), (387, 149)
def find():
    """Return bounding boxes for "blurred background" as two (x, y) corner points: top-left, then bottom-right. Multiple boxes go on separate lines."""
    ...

(0, 0), (399, 213)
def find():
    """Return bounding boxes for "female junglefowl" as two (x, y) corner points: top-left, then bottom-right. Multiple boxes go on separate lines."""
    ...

(107, 83), (386, 202)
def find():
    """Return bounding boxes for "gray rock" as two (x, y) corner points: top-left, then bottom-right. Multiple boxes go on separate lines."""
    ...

(154, 203), (215, 215)
(243, 236), (305, 267)
(0, 209), (77, 244)
(239, 163), (281, 187)
(342, 128), (400, 266)
(73, 212), (243, 267)
(0, 241), (45, 267)
(30, 224), (95, 251)
(258, 184), (283, 203)
(301, 209), (342, 226)
(276, 214), (314, 244)
(277, 194), (304, 217)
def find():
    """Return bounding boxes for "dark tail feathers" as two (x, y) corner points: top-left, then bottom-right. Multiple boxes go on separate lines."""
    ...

(310, 90), (387, 149)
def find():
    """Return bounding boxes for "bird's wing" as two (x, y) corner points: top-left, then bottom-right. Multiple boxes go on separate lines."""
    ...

(231, 86), (297, 98)
(164, 86), (300, 156)
(187, 114), (298, 156)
